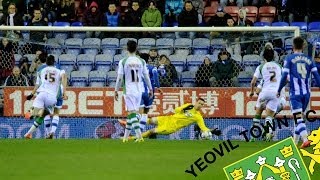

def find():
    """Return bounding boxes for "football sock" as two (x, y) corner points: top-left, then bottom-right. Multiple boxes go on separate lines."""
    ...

(265, 116), (274, 134)
(296, 118), (308, 143)
(50, 115), (59, 134)
(251, 115), (261, 137)
(140, 114), (148, 131)
(27, 117), (44, 135)
(44, 115), (51, 135)
(130, 113), (142, 139)
(123, 118), (132, 140)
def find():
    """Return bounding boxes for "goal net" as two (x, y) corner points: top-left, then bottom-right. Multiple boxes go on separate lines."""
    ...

(1, 25), (319, 140)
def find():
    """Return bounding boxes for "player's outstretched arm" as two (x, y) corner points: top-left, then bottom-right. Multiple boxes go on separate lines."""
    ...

(61, 72), (68, 100)
(114, 76), (123, 101)
(196, 116), (210, 132)
(250, 76), (258, 97)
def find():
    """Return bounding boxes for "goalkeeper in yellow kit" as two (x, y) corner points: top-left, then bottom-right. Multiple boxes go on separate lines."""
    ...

(121, 98), (221, 139)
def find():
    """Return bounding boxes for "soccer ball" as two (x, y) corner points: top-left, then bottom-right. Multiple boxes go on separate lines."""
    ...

(200, 131), (212, 140)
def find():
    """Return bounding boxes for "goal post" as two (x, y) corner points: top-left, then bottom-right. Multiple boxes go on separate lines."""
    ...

(2, 25), (319, 141)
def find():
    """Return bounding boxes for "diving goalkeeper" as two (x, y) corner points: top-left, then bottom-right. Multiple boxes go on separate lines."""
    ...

(120, 98), (221, 139)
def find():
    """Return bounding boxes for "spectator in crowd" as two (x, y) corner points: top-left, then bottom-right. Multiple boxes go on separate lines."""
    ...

(190, 0), (204, 24)
(237, 8), (253, 26)
(0, 3), (24, 39)
(123, 1), (142, 27)
(4, 66), (29, 86)
(57, 0), (73, 22)
(206, 6), (232, 27)
(0, 38), (14, 85)
(259, 42), (279, 63)
(29, 50), (45, 75)
(260, 0), (277, 7)
(195, 56), (214, 87)
(141, 0), (162, 37)
(225, 17), (242, 57)
(220, 0), (243, 8)
(28, 8), (48, 53)
(19, 57), (34, 85)
(210, 49), (241, 87)
(82, 1), (103, 38)
(158, 55), (178, 87)
(176, 1), (198, 39)
(242, 0), (261, 6)
(70, 0), (85, 23)
(163, 0), (183, 27)
(283, 0), (310, 24)
(102, 2), (121, 38)
(42, 0), (60, 23)
(147, 48), (160, 66)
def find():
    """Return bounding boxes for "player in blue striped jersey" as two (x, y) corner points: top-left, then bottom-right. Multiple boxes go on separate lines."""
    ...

(138, 62), (163, 132)
(278, 37), (320, 148)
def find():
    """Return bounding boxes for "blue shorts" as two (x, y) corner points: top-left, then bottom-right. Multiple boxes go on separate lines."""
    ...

(140, 92), (153, 108)
(290, 94), (310, 114)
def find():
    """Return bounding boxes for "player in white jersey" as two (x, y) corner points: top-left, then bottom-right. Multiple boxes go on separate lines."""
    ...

(24, 55), (67, 139)
(249, 48), (282, 141)
(114, 40), (153, 142)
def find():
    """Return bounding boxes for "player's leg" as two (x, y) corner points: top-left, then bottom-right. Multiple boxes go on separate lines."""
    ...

(47, 98), (63, 139)
(300, 94), (312, 148)
(138, 92), (149, 132)
(250, 95), (264, 142)
(290, 95), (308, 146)
(44, 114), (51, 137)
(264, 98), (278, 142)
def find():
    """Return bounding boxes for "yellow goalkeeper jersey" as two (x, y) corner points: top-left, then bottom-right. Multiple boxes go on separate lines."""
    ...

(163, 103), (210, 132)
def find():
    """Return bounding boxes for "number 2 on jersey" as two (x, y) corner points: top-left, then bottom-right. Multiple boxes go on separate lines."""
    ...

(297, 63), (307, 79)
(131, 69), (139, 82)
(269, 71), (276, 82)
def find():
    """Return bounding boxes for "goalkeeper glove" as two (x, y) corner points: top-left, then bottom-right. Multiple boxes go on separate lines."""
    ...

(26, 93), (34, 100)
(211, 128), (222, 136)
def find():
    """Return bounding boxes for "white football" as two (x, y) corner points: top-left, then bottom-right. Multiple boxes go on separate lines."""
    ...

(201, 131), (212, 140)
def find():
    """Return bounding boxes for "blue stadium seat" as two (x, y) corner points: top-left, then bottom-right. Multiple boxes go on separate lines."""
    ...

(242, 54), (261, 72)
(290, 22), (308, 32)
(181, 71), (196, 87)
(89, 70), (107, 87)
(59, 54), (77, 74)
(70, 70), (88, 87)
(253, 22), (271, 26)
(101, 38), (119, 56)
(174, 38), (192, 56)
(285, 38), (293, 53)
(156, 38), (174, 56)
(210, 38), (226, 53)
(95, 54), (113, 71)
(113, 54), (126, 71)
(65, 38), (83, 55)
(271, 22), (289, 26)
(238, 71), (252, 87)
(186, 55), (206, 72)
(71, 22), (86, 39)
(23, 54), (36, 64)
(138, 38), (156, 54)
(53, 21), (70, 40)
(308, 22), (320, 32)
(107, 71), (117, 87)
(192, 38), (210, 55)
(14, 54), (22, 66)
(169, 54), (187, 73)
(46, 38), (64, 55)
(83, 38), (101, 55)
(77, 54), (95, 71)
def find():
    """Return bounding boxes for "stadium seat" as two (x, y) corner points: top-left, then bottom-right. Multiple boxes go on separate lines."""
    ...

(204, 6), (217, 23)
(210, 38), (226, 53)
(242, 54), (261, 72)
(308, 22), (320, 32)
(238, 71), (252, 87)
(285, 38), (293, 52)
(46, 38), (64, 55)
(89, 70), (107, 87)
(181, 71), (196, 87)
(59, 54), (77, 74)
(95, 54), (113, 71)
(138, 38), (156, 54)
(271, 22), (289, 26)
(83, 38), (101, 55)
(169, 54), (187, 73)
(65, 38), (83, 55)
(53, 21), (70, 40)
(223, 6), (239, 22)
(290, 22), (308, 33)
(70, 70), (89, 87)
(244, 6), (258, 23)
(156, 38), (174, 56)
(120, 38), (137, 55)
(77, 54), (95, 72)
(174, 38), (192, 56)
(113, 54), (126, 71)
(101, 38), (119, 56)
(254, 21), (271, 26)
(23, 54), (36, 64)
(186, 55), (206, 72)
(71, 22), (86, 39)
(258, 6), (276, 23)
(107, 71), (117, 87)
(14, 54), (22, 65)
(192, 38), (210, 55)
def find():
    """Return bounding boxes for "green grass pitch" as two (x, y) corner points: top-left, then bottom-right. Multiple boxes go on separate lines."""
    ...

(0, 139), (318, 180)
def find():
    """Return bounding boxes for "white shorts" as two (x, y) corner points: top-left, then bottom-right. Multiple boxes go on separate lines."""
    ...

(33, 92), (57, 113)
(124, 93), (142, 112)
(256, 91), (279, 112)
